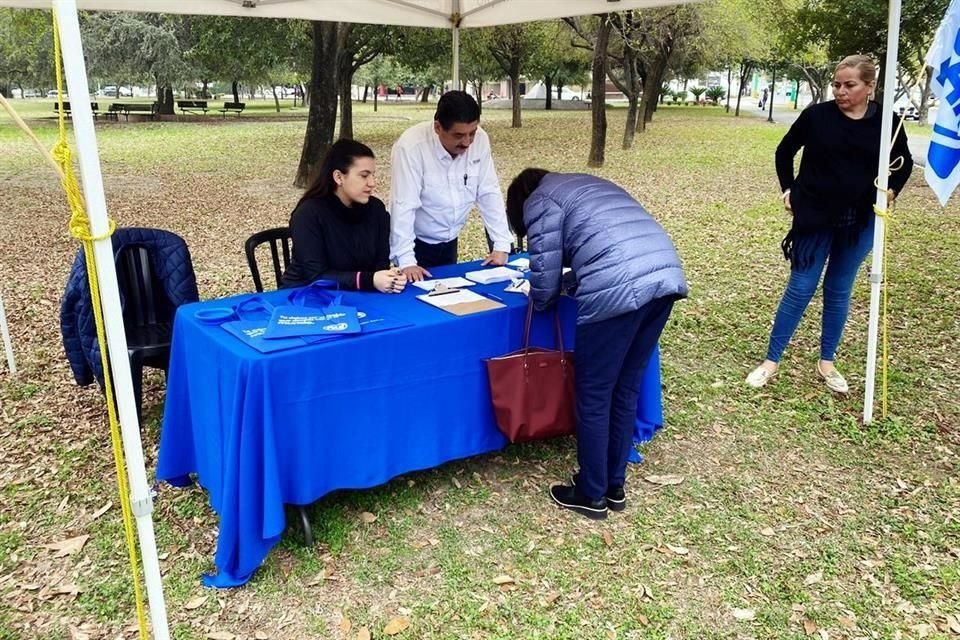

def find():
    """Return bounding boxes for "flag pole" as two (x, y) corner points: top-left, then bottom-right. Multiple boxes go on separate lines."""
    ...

(863, 0), (903, 425)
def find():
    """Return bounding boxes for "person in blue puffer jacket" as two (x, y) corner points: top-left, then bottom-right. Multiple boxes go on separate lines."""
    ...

(506, 169), (688, 520)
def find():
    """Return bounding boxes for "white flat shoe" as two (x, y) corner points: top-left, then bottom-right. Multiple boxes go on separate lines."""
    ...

(817, 363), (848, 394)
(746, 365), (776, 388)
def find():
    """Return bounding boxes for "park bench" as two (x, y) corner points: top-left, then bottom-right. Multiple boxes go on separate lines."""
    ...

(53, 101), (101, 119)
(177, 99), (208, 115)
(218, 101), (246, 117)
(111, 102), (158, 121)
(105, 103), (125, 120)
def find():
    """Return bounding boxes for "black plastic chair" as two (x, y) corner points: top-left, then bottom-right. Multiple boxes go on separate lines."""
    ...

(245, 227), (292, 292)
(116, 244), (175, 423)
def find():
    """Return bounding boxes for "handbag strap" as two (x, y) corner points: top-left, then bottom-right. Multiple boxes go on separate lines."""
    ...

(522, 297), (566, 358)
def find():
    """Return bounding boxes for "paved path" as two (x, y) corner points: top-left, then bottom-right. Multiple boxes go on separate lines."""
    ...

(741, 102), (930, 167)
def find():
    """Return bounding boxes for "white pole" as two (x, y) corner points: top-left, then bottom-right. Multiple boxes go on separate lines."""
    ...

(53, 2), (170, 638)
(0, 294), (16, 375)
(863, 0), (903, 425)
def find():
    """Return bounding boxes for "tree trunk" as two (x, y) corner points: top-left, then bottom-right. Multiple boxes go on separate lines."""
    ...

(919, 65), (933, 126)
(766, 69), (776, 123)
(338, 53), (353, 140)
(510, 65), (521, 128)
(271, 84), (280, 112)
(725, 67), (732, 113)
(639, 50), (668, 130)
(231, 80), (240, 105)
(623, 96), (639, 149)
(362, 84), (369, 103)
(734, 60), (752, 116)
(295, 21), (347, 188)
(473, 81), (484, 114)
(588, 15), (612, 168)
(544, 76), (553, 111)
(557, 80), (565, 101)
(157, 86), (174, 115)
(420, 84), (431, 102)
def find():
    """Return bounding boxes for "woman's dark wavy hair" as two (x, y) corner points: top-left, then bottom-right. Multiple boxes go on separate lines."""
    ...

(506, 168), (550, 239)
(299, 138), (375, 205)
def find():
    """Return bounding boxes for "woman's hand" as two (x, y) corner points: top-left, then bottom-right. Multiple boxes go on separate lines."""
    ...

(373, 269), (407, 293)
(781, 189), (792, 213)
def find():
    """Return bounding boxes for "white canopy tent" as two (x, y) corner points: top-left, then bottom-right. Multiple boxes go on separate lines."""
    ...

(0, 0), (913, 635)
(0, 0), (701, 638)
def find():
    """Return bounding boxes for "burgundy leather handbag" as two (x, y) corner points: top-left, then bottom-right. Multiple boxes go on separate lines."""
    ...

(485, 298), (576, 443)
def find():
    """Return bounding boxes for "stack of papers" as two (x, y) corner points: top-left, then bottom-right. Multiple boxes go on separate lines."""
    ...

(464, 266), (521, 284)
(507, 257), (530, 271)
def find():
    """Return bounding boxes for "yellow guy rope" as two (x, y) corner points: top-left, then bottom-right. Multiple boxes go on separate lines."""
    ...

(873, 112), (908, 421)
(0, 10), (153, 640)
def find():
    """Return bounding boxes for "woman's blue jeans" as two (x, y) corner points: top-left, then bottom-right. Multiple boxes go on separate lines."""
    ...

(766, 216), (875, 363)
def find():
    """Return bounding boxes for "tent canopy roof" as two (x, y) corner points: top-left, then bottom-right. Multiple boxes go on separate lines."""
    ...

(0, 0), (695, 27)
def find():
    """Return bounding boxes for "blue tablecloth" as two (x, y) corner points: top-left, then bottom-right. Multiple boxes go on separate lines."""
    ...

(156, 261), (662, 587)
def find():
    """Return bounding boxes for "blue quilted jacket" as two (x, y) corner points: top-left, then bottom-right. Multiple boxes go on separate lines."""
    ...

(525, 173), (688, 325)
(60, 227), (199, 387)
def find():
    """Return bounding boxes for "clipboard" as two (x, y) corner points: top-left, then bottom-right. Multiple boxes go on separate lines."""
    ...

(416, 288), (505, 316)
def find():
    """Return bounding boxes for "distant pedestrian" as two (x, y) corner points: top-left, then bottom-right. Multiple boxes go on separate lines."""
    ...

(759, 87), (769, 110)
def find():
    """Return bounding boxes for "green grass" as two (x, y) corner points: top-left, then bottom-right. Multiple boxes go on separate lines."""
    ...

(0, 100), (957, 639)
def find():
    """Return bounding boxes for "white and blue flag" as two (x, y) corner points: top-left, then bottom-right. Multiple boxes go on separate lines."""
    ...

(926, 0), (960, 205)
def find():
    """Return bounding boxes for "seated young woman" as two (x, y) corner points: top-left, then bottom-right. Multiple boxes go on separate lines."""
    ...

(281, 139), (406, 293)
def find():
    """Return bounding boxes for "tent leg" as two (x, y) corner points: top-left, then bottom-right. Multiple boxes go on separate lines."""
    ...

(0, 295), (15, 375)
(53, 2), (170, 638)
(863, 0), (903, 426)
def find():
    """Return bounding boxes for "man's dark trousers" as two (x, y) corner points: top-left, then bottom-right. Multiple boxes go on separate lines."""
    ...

(573, 296), (675, 501)
(414, 238), (458, 268)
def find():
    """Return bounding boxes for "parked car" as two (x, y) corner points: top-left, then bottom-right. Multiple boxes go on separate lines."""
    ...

(21, 89), (41, 98)
(99, 85), (133, 97)
(898, 105), (920, 121)
(47, 89), (66, 98)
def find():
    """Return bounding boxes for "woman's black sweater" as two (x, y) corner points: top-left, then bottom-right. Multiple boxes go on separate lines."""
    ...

(774, 100), (913, 266)
(281, 194), (391, 290)
(776, 100), (913, 226)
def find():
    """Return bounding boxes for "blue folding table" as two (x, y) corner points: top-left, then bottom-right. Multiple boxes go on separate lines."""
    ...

(156, 260), (663, 587)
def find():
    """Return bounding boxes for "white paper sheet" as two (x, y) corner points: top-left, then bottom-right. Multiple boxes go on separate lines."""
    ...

(410, 277), (477, 292)
(416, 289), (490, 308)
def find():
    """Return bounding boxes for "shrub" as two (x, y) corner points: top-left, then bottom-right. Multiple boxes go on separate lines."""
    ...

(706, 86), (726, 105)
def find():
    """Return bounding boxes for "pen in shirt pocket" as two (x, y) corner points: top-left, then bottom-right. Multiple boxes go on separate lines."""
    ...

(463, 173), (468, 186)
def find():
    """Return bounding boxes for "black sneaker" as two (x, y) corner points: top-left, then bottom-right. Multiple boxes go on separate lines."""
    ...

(571, 474), (627, 512)
(549, 484), (608, 520)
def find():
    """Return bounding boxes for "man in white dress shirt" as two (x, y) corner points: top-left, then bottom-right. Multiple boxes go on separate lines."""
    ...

(390, 91), (513, 282)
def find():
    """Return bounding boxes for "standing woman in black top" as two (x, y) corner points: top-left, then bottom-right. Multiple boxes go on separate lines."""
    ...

(746, 55), (913, 392)
(281, 139), (407, 293)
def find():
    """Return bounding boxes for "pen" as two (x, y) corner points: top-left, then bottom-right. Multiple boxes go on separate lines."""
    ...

(463, 173), (468, 186)
(486, 293), (504, 302)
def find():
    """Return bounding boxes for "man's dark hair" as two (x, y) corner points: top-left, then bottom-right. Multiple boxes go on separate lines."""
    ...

(434, 90), (481, 130)
(506, 168), (550, 239)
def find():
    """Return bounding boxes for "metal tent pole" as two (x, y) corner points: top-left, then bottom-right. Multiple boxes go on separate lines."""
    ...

(53, 2), (170, 637)
(863, 0), (903, 425)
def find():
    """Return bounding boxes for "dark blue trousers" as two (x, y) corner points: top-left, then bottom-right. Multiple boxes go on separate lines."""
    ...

(414, 238), (458, 268)
(574, 297), (675, 501)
